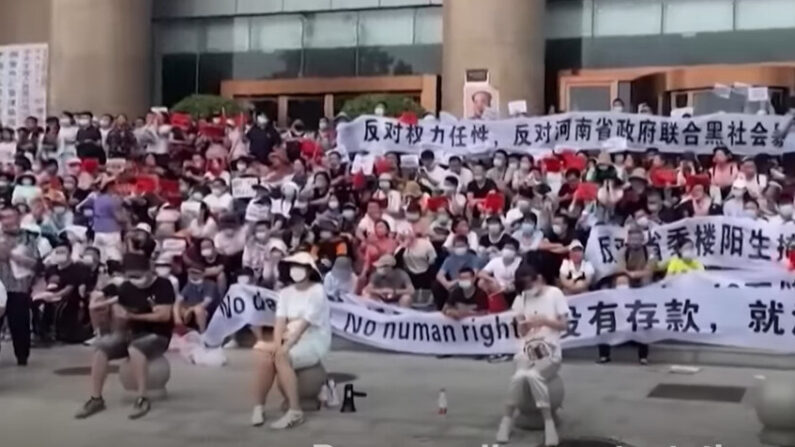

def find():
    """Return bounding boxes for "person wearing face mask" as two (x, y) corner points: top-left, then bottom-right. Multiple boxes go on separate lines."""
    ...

(247, 113), (282, 165)
(661, 240), (704, 277)
(356, 200), (395, 242)
(75, 111), (105, 164)
(442, 216), (479, 253)
(282, 119), (307, 142)
(676, 176), (720, 218)
(433, 235), (483, 310)
(315, 194), (342, 224)
(479, 216), (514, 258)
(722, 178), (748, 217)
(75, 253), (176, 420)
(466, 162), (498, 210)
(33, 242), (87, 345)
(315, 117), (335, 152)
(0, 127), (17, 168)
(709, 147), (738, 196)
(323, 256), (356, 302)
(741, 198), (766, 222)
(395, 226), (437, 301)
(85, 260), (123, 346)
(363, 254), (415, 308)
(44, 192), (74, 234)
(478, 239), (522, 302)
(611, 97), (625, 113)
(446, 156), (473, 192)
(97, 113), (113, 149)
(242, 220), (274, 278)
(496, 265), (568, 446)
(737, 156), (768, 200)
(213, 213), (247, 261)
(768, 194), (795, 227)
(558, 240), (594, 295)
(185, 202), (218, 241)
(310, 220), (351, 273)
(417, 149), (449, 190)
(486, 150), (510, 187)
(174, 265), (219, 334)
(760, 181), (783, 218)
(106, 114), (137, 159)
(511, 214), (544, 255)
(260, 239), (288, 290)
(11, 172), (42, 206)
(596, 273), (649, 365)
(251, 252), (330, 429)
(442, 268), (488, 320)
(203, 178), (234, 216)
(190, 238), (228, 295)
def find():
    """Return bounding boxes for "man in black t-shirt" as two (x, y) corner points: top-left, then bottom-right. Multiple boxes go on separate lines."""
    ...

(32, 241), (88, 344)
(76, 254), (175, 420)
(442, 268), (489, 319)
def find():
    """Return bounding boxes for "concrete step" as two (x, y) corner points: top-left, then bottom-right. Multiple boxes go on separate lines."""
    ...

(332, 336), (795, 369)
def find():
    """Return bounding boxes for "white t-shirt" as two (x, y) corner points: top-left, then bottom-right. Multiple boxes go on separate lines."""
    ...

(443, 231), (479, 252)
(511, 286), (569, 351)
(276, 282), (332, 357)
(482, 257), (522, 288)
(559, 259), (595, 285)
(722, 198), (745, 218)
(0, 279), (6, 308)
(357, 214), (397, 237)
(203, 193), (234, 215)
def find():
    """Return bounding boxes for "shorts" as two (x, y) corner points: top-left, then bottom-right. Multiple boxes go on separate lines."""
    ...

(93, 232), (123, 262)
(287, 340), (323, 370)
(96, 332), (170, 361)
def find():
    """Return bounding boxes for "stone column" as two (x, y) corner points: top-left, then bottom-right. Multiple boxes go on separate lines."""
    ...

(0, 0), (52, 45)
(49, 0), (153, 117)
(442, 0), (546, 117)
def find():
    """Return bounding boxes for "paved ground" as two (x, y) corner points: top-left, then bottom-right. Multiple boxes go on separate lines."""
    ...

(0, 342), (779, 447)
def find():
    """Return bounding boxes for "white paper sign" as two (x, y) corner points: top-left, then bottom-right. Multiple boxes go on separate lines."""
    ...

(670, 107), (694, 119)
(231, 176), (259, 199)
(748, 87), (770, 102)
(508, 100), (528, 116)
(713, 83), (732, 99)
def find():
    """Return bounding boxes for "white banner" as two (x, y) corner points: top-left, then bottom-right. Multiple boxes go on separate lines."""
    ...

(336, 112), (794, 156)
(0, 43), (48, 130)
(231, 176), (259, 199)
(203, 272), (795, 354)
(585, 216), (795, 280)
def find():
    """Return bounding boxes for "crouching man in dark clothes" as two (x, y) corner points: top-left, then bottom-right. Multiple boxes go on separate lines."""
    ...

(75, 253), (175, 420)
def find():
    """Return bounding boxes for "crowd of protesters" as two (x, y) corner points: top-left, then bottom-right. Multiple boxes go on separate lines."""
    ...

(0, 101), (794, 426)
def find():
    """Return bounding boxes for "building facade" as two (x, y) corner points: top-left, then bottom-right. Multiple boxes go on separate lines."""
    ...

(2, 0), (795, 123)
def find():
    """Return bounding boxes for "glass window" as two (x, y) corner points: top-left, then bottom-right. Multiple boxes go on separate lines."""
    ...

(198, 53), (233, 96)
(250, 15), (304, 51)
(162, 54), (198, 107)
(663, 0), (734, 34)
(205, 18), (251, 53)
(359, 9), (414, 46)
(155, 22), (201, 54)
(304, 48), (356, 76)
(546, 0), (590, 39)
(414, 7), (442, 44)
(692, 89), (746, 115)
(569, 86), (611, 111)
(358, 44), (441, 76)
(593, 0), (662, 36)
(736, 0), (795, 30)
(304, 12), (358, 48)
(379, 0), (428, 6)
(231, 51), (302, 80)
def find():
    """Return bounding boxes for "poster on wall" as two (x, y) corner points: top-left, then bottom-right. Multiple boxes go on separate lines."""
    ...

(464, 82), (500, 120)
(0, 43), (48, 130)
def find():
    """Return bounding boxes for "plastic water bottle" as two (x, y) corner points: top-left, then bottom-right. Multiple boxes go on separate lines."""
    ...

(438, 388), (448, 415)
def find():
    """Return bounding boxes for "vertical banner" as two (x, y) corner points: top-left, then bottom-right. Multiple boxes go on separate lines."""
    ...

(0, 43), (48, 129)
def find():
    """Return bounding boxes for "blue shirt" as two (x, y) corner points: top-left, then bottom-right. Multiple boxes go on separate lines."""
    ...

(180, 280), (220, 306)
(439, 252), (484, 280)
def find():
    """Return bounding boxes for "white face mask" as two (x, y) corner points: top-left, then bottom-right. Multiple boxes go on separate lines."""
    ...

(552, 224), (564, 235)
(502, 248), (517, 261)
(155, 267), (171, 277)
(328, 201), (340, 210)
(379, 181), (391, 190)
(493, 158), (505, 168)
(731, 188), (745, 199)
(256, 116), (268, 125)
(60, 118), (72, 127)
(78, 118), (91, 127)
(238, 275), (251, 285)
(779, 204), (793, 218)
(615, 284), (630, 290)
(612, 106), (624, 113)
(53, 253), (68, 265)
(319, 121), (328, 130)
(488, 224), (501, 234)
(459, 279), (473, 289)
(636, 216), (650, 228)
(290, 266), (307, 283)
(343, 210), (356, 219)
(192, 193), (204, 201)
(453, 247), (468, 256)
(374, 106), (385, 117)
(255, 231), (268, 242)
(212, 187), (224, 196)
(201, 249), (213, 258)
(406, 213), (420, 222)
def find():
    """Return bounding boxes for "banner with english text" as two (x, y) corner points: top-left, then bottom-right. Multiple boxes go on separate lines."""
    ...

(203, 271), (795, 355)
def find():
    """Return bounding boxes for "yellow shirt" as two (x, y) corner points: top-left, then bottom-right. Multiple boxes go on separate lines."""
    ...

(663, 257), (704, 276)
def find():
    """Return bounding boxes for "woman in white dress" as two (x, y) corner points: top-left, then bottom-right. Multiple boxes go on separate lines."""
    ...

(251, 252), (331, 430)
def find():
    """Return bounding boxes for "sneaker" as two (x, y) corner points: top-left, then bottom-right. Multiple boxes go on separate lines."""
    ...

(83, 336), (98, 347)
(639, 358), (649, 366)
(269, 410), (304, 430)
(251, 405), (265, 426)
(128, 397), (151, 420)
(596, 357), (611, 364)
(495, 415), (513, 443)
(75, 397), (106, 419)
